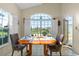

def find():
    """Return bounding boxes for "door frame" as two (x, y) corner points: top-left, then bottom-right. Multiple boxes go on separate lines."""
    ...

(63, 16), (74, 48)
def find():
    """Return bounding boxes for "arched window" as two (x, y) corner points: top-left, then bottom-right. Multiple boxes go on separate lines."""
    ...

(31, 13), (52, 35)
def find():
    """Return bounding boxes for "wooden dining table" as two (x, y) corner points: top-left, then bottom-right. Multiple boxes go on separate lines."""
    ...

(19, 36), (56, 56)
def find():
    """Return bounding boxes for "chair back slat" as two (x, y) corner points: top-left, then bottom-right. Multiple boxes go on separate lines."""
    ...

(14, 33), (19, 43)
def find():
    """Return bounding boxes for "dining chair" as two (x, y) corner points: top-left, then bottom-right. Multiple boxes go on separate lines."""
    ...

(48, 34), (64, 56)
(10, 33), (26, 56)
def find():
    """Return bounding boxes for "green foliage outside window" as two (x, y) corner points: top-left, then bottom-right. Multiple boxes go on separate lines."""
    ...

(42, 29), (49, 36)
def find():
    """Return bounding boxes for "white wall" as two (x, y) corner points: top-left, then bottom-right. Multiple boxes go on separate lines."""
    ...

(0, 3), (20, 16)
(22, 4), (61, 17)
(61, 3), (79, 54)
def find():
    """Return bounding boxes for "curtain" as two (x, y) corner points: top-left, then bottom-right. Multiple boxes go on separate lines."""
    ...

(24, 17), (31, 35)
(9, 15), (19, 34)
(52, 20), (58, 37)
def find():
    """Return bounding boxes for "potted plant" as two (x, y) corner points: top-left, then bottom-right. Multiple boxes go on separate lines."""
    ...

(42, 29), (49, 36)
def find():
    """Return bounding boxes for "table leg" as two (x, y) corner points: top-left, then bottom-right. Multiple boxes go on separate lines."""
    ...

(26, 44), (32, 56)
(26, 45), (29, 53)
(44, 44), (48, 56)
(29, 44), (32, 55)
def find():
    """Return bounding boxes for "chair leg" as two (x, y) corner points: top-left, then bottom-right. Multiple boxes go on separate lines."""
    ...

(12, 50), (14, 56)
(59, 51), (62, 56)
(21, 50), (23, 56)
(50, 50), (52, 56)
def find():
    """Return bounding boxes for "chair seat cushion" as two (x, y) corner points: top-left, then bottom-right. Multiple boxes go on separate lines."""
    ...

(14, 44), (26, 50)
(48, 44), (62, 52)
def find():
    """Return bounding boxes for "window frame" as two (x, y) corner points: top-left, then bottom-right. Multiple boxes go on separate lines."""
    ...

(31, 13), (52, 35)
(0, 9), (9, 47)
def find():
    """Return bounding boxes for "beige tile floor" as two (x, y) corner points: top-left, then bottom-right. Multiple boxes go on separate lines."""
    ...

(7, 45), (78, 56)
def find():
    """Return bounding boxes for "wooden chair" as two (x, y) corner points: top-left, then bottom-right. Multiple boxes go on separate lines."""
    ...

(10, 33), (26, 56)
(48, 34), (64, 56)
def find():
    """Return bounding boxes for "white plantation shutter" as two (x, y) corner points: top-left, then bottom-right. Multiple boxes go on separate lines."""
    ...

(13, 16), (19, 33)
(24, 17), (31, 35)
(52, 20), (58, 37)
(9, 15), (19, 34)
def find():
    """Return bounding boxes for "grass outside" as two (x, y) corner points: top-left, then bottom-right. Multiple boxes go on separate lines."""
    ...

(0, 31), (8, 36)
(0, 31), (8, 45)
(0, 28), (9, 45)
(31, 28), (50, 35)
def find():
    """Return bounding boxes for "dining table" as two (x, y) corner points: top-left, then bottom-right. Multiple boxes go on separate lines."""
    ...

(18, 35), (57, 56)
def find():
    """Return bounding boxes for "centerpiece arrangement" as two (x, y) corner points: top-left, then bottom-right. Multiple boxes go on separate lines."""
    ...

(42, 29), (49, 36)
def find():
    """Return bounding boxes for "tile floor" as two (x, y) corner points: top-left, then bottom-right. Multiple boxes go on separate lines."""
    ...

(7, 45), (78, 56)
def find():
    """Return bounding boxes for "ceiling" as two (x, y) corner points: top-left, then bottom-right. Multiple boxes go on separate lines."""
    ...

(16, 3), (42, 10)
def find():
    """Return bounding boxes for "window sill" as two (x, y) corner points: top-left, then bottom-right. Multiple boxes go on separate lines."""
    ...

(0, 43), (9, 48)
